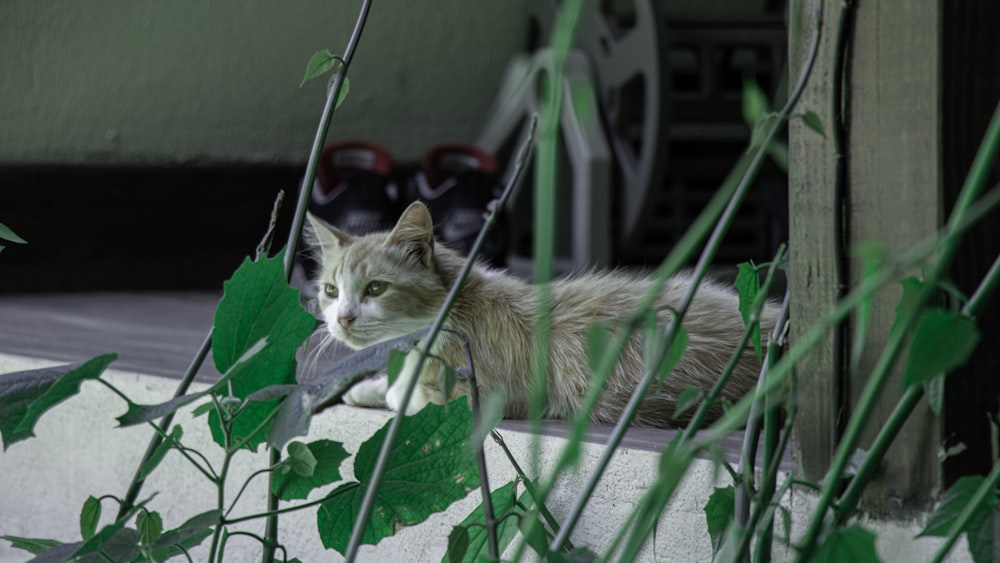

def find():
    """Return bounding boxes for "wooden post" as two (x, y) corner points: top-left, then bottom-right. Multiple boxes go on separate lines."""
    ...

(790, 0), (948, 516)
(845, 1), (943, 516)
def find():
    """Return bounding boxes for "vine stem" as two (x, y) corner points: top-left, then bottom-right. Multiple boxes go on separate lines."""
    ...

(446, 329), (499, 561)
(264, 3), (373, 560)
(794, 89), (1000, 562)
(548, 5), (824, 552)
(342, 116), (537, 562)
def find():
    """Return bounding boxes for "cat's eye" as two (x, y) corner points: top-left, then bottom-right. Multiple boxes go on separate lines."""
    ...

(322, 283), (339, 298)
(366, 280), (388, 297)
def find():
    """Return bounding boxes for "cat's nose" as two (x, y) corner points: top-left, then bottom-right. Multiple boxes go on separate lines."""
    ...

(338, 315), (356, 330)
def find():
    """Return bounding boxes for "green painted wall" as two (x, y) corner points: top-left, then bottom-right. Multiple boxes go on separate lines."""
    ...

(0, 1), (527, 164)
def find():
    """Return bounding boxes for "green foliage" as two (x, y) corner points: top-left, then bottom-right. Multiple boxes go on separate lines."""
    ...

(137, 510), (164, 546)
(149, 510), (218, 561)
(920, 475), (1000, 563)
(0, 353), (117, 449)
(903, 309), (981, 388)
(673, 387), (704, 421)
(272, 439), (349, 501)
(208, 249), (317, 450)
(659, 327), (688, 381)
(445, 480), (520, 563)
(139, 425), (183, 481)
(704, 485), (736, 555)
(810, 525), (880, 563)
(735, 262), (763, 362)
(317, 400), (478, 554)
(115, 337), (270, 427)
(0, 535), (61, 555)
(801, 110), (826, 137)
(0, 221), (27, 254)
(79, 495), (101, 541)
(300, 49), (351, 107)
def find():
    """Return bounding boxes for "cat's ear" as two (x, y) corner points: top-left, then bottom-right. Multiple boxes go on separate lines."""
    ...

(306, 212), (352, 250)
(387, 202), (434, 267)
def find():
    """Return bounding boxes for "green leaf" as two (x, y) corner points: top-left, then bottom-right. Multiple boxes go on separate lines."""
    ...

(891, 276), (924, 337)
(919, 476), (996, 538)
(287, 440), (318, 477)
(735, 262), (762, 362)
(301, 49), (339, 87)
(1, 535), (62, 555)
(69, 494), (154, 561)
(444, 481), (520, 563)
(704, 486), (735, 554)
(801, 110), (826, 137)
(967, 504), (1000, 563)
(317, 400), (478, 554)
(925, 374), (946, 418)
(139, 425), (183, 481)
(658, 326), (688, 382)
(517, 510), (549, 556)
(272, 439), (349, 501)
(809, 525), (879, 563)
(673, 387), (704, 421)
(150, 509), (219, 560)
(0, 222), (27, 244)
(903, 309), (981, 387)
(0, 353), (117, 449)
(446, 526), (471, 563)
(328, 74), (351, 109)
(79, 495), (101, 541)
(191, 401), (214, 418)
(742, 76), (770, 125)
(91, 527), (142, 562)
(209, 249), (317, 450)
(137, 511), (163, 546)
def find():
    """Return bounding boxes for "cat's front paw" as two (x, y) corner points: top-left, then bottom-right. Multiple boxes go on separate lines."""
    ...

(385, 351), (430, 415)
(343, 375), (388, 409)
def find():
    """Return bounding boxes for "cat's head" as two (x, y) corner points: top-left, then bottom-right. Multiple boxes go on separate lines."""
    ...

(306, 202), (449, 350)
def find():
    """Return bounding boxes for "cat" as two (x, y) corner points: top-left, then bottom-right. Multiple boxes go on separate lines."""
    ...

(306, 201), (780, 427)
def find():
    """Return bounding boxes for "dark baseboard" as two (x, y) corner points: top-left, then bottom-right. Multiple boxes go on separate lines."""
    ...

(0, 164), (304, 292)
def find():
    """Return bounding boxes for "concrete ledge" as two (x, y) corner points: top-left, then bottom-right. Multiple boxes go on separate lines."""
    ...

(0, 353), (971, 562)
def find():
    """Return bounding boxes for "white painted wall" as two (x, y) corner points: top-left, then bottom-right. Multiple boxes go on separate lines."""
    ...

(0, 354), (974, 562)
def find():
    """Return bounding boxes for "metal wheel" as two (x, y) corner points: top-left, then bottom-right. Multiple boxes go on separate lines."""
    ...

(527, 0), (670, 248)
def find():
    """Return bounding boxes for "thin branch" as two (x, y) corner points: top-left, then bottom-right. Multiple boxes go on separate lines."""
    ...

(443, 328), (499, 561)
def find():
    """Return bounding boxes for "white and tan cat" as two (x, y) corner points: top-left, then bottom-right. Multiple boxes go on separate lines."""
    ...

(307, 202), (778, 427)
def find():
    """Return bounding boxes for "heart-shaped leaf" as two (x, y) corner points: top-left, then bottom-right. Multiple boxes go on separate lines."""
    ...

(317, 400), (477, 554)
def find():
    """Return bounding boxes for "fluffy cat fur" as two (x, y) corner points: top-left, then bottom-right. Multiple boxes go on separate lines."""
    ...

(307, 202), (778, 427)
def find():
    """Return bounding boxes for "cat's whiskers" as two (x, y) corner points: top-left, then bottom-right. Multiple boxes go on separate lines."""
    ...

(303, 326), (337, 381)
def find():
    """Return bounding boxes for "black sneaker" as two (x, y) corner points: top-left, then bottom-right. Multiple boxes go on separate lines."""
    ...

(293, 140), (400, 297)
(311, 140), (400, 235)
(406, 144), (508, 267)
